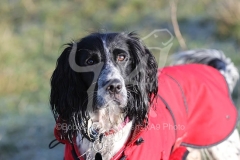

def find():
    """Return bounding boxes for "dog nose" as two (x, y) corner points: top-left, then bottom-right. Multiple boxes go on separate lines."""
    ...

(106, 79), (122, 94)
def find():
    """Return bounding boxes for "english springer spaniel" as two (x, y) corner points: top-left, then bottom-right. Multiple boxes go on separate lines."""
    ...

(50, 32), (239, 160)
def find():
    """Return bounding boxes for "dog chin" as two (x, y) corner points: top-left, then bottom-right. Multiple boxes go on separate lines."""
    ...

(89, 103), (127, 133)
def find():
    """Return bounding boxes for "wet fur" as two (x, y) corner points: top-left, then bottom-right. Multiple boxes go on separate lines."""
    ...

(50, 32), (158, 158)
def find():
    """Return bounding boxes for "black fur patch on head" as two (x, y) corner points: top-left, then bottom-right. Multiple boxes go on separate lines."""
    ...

(50, 32), (158, 141)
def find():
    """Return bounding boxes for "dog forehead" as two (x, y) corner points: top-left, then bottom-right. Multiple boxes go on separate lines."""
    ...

(79, 33), (129, 51)
(105, 33), (129, 50)
(77, 34), (104, 51)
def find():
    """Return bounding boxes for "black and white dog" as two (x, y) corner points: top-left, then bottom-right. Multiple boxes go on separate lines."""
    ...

(50, 32), (239, 160)
(51, 32), (158, 159)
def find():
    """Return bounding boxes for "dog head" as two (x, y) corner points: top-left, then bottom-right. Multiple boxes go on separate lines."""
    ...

(50, 32), (158, 141)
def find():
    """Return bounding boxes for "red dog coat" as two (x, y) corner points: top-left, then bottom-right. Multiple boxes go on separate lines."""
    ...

(54, 64), (237, 160)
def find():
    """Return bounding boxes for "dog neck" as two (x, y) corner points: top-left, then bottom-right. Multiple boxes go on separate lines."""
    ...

(76, 120), (133, 160)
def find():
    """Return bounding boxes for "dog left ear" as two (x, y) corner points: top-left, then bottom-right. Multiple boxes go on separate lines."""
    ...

(125, 32), (158, 126)
(127, 32), (158, 100)
(144, 47), (158, 98)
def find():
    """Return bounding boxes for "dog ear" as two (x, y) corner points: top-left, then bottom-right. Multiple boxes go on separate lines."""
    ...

(127, 32), (158, 99)
(50, 44), (87, 122)
(126, 32), (158, 126)
(144, 47), (158, 98)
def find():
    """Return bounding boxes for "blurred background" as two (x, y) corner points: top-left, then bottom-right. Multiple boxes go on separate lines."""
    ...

(0, 0), (239, 159)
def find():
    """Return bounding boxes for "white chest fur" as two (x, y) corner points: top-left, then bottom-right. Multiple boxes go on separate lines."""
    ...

(76, 121), (133, 160)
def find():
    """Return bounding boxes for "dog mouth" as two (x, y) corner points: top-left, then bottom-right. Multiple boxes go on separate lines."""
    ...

(88, 115), (129, 140)
(110, 97), (123, 106)
(95, 94), (127, 109)
(88, 102), (127, 136)
(113, 99), (121, 105)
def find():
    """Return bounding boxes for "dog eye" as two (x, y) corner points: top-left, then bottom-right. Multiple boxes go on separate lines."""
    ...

(86, 59), (94, 65)
(117, 55), (126, 62)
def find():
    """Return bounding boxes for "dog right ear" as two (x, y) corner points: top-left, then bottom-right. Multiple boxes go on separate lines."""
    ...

(50, 44), (86, 122)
